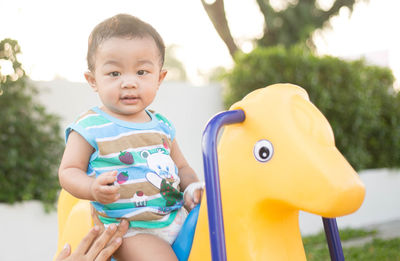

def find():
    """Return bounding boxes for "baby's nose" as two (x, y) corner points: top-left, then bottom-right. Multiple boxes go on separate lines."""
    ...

(121, 75), (138, 88)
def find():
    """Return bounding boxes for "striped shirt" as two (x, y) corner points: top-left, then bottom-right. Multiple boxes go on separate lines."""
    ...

(66, 107), (183, 228)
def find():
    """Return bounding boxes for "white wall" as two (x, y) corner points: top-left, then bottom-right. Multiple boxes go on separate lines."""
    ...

(0, 201), (58, 261)
(150, 81), (224, 175)
(34, 79), (102, 131)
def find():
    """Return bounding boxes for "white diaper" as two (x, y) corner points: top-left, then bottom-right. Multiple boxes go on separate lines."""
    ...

(123, 207), (188, 244)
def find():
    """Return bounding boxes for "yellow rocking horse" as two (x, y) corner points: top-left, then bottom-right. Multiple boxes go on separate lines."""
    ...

(55, 83), (365, 260)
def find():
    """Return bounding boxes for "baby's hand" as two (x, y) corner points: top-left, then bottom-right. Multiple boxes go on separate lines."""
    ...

(183, 182), (204, 210)
(90, 171), (120, 204)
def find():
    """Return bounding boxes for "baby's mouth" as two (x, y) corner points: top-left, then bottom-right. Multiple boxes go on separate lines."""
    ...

(121, 95), (139, 104)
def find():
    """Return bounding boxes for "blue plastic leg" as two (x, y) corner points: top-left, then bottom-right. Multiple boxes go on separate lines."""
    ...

(323, 217), (345, 261)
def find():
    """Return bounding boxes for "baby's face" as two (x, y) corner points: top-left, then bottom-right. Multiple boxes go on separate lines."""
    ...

(89, 36), (166, 122)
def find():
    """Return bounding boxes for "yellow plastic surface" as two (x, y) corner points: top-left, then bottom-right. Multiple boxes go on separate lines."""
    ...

(55, 189), (92, 259)
(189, 84), (365, 260)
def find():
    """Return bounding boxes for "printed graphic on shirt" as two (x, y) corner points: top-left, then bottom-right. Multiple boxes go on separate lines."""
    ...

(97, 142), (182, 223)
(117, 150), (182, 215)
(119, 151), (134, 165)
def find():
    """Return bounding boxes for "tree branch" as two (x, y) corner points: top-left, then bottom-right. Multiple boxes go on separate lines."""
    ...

(201, 0), (239, 58)
(323, 0), (357, 21)
(255, 0), (275, 32)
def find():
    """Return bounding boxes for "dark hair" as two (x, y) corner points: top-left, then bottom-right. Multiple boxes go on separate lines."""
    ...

(87, 14), (165, 71)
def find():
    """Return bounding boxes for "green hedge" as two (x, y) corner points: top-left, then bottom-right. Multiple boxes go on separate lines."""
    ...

(225, 46), (399, 171)
(0, 39), (63, 208)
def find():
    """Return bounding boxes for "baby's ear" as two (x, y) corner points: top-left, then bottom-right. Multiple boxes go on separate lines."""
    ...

(84, 71), (97, 91)
(158, 69), (168, 86)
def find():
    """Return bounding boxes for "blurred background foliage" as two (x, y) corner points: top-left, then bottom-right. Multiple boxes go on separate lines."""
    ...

(164, 44), (188, 82)
(0, 38), (63, 208)
(202, 0), (399, 171)
(223, 45), (399, 171)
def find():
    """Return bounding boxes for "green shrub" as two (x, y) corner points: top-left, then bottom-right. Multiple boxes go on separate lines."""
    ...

(225, 46), (399, 171)
(0, 39), (63, 208)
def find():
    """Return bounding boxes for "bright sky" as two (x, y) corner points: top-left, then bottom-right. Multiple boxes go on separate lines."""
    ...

(0, 0), (399, 86)
(315, 0), (400, 88)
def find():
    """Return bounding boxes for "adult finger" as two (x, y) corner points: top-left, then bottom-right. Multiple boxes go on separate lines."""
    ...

(91, 205), (105, 234)
(103, 219), (129, 249)
(74, 226), (100, 254)
(54, 244), (71, 261)
(113, 219), (129, 240)
(86, 224), (117, 260)
(94, 237), (122, 261)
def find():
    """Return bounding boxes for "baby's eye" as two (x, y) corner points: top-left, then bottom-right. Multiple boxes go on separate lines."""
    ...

(137, 70), (148, 76)
(109, 71), (121, 77)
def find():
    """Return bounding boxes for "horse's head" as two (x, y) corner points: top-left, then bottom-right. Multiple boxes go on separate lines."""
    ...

(218, 84), (365, 217)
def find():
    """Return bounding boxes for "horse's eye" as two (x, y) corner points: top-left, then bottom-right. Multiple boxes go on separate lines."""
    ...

(253, 139), (274, 163)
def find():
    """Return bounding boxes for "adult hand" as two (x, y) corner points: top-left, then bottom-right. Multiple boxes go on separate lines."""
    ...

(55, 219), (129, 261)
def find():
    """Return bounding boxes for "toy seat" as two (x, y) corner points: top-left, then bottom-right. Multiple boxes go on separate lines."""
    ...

(172, 204), (200, 261)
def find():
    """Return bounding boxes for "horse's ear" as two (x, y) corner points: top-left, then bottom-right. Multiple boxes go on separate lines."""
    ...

(291, 95), (312, 135)
(290, 94), (335, 146)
